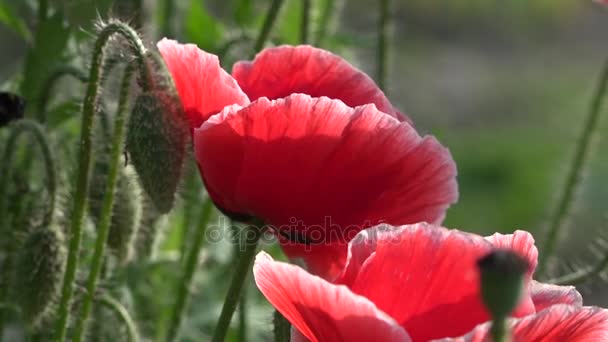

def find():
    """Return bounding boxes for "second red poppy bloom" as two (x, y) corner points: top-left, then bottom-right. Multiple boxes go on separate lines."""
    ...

(158, 40), (458, 279)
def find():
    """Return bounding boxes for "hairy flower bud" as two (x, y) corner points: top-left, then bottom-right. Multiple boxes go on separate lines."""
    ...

(12, 224), (66, 326)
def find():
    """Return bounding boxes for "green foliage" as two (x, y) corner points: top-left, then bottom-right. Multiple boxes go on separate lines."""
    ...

(0, 1), (31, 42)
(184, 0), (225, 52)
(20, 12), (70, 113)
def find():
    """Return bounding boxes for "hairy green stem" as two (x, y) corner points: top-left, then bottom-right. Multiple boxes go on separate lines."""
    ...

(300, 0), (312, 44)
(166, 199), (215, 342)
(377, 0), (390, 92)
(53, 21), (148, 342)
(71, 62), (137, 342)
(538, 59), (608, 275)
(0, 119), (56, 335)
(97, 294), (140, 342)
(36, 66), (88, 123)
(212, 223), (263, 342)
(252, 0), (285, 57)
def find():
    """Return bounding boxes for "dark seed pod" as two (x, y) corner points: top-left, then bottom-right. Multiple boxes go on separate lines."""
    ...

(126, 51), (189, 214)
(12, 224), (66, 326)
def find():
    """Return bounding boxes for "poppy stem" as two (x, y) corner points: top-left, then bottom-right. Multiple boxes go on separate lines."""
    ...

(300, 0), (312, 44)
(36, 65), (88, 123)
(377, 0), (391, 92)
(490, 318), (509, 342)
(71, 61), (137, 342)
(0, 119), (56, 336)
(52, 20), (148, 342)
(96, 293), (141, 342)
(252, 0), (285, 57)
(166, 198), (215, 342)
(538, 58), (608, 276)
(230, 222), (248, 342)
(212, 222), (264, 342)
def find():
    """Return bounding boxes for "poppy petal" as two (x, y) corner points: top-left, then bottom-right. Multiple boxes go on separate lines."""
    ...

(439, 305), (608, 341)
(157, 38), (250, 129)
(335, 223), (535, 341)
(232, 45), (409, 122)
(194, 94), (457, 280)
(253, 252), (411, 342)
(529, 281), (582, 312)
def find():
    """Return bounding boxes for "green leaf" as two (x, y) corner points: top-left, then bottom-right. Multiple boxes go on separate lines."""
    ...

(20, 12), (71, 113)
(184, 0), (224, 52)
(276, 0), (301, 45)
(46, 99), (80, 128)
(234, 0), (254, 28)
(0, 0), (32, 42)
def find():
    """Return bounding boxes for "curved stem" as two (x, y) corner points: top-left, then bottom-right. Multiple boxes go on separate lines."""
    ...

(166, 199), (215, 342)
(300, 0), (312, 44)
(212, 222), (263, 342)
(53, 21), (148, 342)
(377, 0), (390, 92)
(96, 294), (140, 342)
(0, 119), (56, 229)
(538, 58), (608, 275)
(549, 252), (608, 285)
(36, 66), (87, 122)
(0, 119), (56, 335)
(252, 0), (285, 57)
(71, 62), (137, 342)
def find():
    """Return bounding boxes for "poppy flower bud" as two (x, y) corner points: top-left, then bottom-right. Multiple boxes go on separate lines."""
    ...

(477, 249), (529, 320)
(12, 224), (66, 327)
(89, 162), (142, 264)
(126, 51), (188, 214)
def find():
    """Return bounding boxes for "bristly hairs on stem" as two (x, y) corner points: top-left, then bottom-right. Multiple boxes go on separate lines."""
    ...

(538, 58), (608, 276)
(52, 18), (150, 342)
(548, 231), (608, 286)
(70, 60), (138, 342)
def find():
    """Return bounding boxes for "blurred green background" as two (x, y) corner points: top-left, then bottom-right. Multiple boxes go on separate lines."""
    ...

(1, 0), (608, 341)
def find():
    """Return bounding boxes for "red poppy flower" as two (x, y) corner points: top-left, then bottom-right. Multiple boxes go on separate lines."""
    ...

(232, 45), (410, 123)
(194, 94), (457, 280)
(157, 38), (250, 130)
(253, 223), (607, 342)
